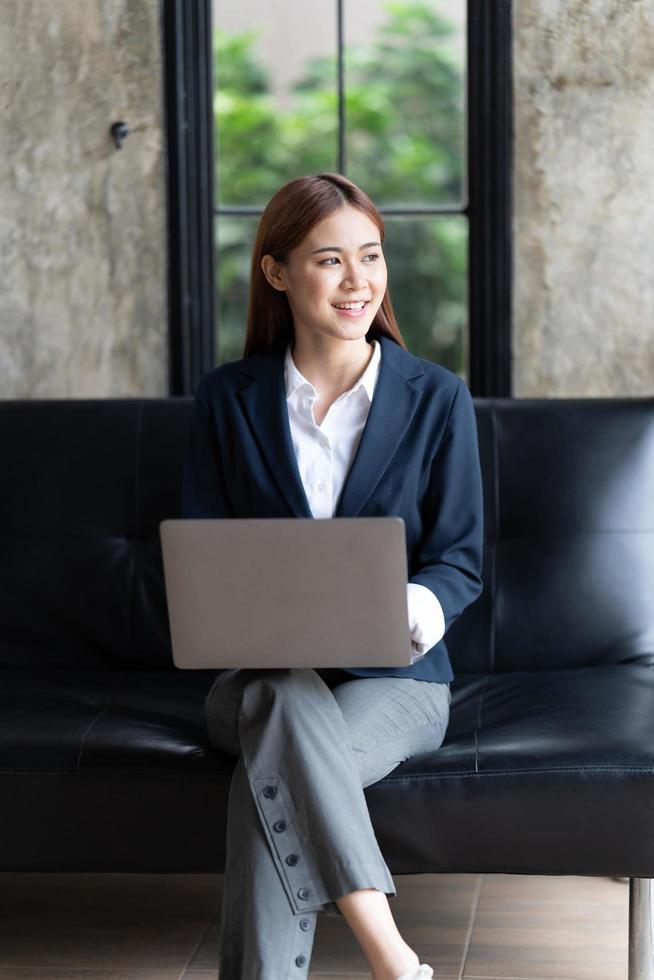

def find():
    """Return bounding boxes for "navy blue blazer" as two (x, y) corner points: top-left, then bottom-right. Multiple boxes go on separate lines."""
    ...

(180, 333), (484, 682)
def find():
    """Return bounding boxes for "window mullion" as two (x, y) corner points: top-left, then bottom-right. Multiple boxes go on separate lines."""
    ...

(337, 0), (346, 174)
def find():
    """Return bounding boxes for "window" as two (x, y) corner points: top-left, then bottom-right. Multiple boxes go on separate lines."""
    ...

(164, 0), (512, 397)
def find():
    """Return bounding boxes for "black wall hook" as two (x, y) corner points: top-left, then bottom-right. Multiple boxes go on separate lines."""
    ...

(110, 121), (130, 150)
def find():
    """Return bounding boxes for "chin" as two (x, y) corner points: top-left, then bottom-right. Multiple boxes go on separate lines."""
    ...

(340, 326), (370, 341)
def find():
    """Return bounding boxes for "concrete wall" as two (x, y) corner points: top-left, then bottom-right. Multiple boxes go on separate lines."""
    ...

(513, 0), (654, 396)
(1, 0), (652, 398)
(0, 0), (166, 398)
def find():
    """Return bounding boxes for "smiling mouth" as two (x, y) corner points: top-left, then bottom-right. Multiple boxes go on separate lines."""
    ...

(331, 300), (370, 311)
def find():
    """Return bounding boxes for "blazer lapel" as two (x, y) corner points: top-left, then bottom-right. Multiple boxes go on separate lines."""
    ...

(237, 344), (314, 518)
(237, 334), (425, 519)
(335, 336), (425, 516)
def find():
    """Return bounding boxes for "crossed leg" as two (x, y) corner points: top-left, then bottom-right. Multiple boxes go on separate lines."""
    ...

(204, 667), (450, 979)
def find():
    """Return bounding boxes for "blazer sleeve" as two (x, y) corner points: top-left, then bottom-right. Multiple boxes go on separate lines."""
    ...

(408, 378), (484, 633)
(180, 374), (236, 519)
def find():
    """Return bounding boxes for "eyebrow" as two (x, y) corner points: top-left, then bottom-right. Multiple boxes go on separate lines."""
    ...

(309, 241), (381, 255)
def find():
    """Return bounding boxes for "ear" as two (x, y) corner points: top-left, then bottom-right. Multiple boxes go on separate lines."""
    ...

(261, 255), (287, 292)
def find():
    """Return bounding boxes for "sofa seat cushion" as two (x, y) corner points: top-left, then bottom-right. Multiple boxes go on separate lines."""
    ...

(441, 663), (654, 772)
(2, 662), (653, 777)
(1, 664), (653, 876)
(368, 664), (654, 877)
(0, 668), (222, 772)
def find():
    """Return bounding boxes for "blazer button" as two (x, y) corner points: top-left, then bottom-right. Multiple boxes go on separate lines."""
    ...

(297, 887), (310, 900)
(262, 785), (277, 799)
(273, 820), (287, 833)
(285, 853), (299, 866)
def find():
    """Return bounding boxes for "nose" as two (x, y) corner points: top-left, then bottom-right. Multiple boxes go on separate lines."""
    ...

(340, 261), (367, 290)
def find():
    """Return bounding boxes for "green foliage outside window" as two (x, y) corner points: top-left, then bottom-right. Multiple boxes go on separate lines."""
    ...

(214, 1), (467, 376)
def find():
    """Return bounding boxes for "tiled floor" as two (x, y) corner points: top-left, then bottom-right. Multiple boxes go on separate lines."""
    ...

(0, 872), (629, 979)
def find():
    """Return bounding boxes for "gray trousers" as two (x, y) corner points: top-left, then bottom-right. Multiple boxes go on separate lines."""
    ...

(204, 666), (451, 980)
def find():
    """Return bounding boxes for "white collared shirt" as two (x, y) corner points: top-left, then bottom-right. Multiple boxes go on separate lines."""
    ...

(284, 339), (381, 520)
(283, 339), (445, 662)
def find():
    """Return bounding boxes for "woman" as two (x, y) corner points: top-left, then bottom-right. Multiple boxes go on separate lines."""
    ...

(181, 173), (484, 980)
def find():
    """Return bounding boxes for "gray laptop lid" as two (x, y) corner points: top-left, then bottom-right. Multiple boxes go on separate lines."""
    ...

(160, 517), (413, 669)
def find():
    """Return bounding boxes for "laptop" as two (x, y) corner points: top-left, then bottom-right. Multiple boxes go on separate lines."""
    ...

(159, 517), (413, 669)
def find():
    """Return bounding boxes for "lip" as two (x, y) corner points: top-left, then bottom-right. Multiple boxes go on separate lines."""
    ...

(331, 300), (370, 318)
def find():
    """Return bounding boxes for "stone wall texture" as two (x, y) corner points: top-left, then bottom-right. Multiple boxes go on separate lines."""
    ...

(0, 0), (166, 397)
(513, 0), (654, 396)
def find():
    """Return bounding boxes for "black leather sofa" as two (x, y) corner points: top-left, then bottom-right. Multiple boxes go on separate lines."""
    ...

(2, 396), (653, 977)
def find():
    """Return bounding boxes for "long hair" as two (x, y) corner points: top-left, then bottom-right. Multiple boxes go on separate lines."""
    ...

(242, 173), (407, 358)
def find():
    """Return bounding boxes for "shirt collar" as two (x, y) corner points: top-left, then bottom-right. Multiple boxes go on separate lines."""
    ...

(284, 339), (381, 403)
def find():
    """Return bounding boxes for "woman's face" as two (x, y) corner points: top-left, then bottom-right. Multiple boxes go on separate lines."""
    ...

(262, 204), (388, 345)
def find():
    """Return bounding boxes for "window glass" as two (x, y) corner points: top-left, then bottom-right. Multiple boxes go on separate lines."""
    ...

(216, 216), (259, 364)
(213, 0), (338, 206)
(212, 0), (468, 373)
(384, 216), (468, 377)
(344, 1), (466, 206)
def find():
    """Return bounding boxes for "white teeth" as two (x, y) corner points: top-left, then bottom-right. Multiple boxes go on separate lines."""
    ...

(334, 301), (366, 310)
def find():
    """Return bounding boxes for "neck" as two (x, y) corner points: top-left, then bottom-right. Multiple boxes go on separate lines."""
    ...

(290, 333), (375, 395)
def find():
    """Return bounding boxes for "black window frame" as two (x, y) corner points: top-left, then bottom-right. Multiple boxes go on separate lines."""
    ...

(163, 0), (512, 398)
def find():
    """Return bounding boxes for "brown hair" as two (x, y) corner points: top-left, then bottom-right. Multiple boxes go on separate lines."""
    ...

(242, 173), (406, 358)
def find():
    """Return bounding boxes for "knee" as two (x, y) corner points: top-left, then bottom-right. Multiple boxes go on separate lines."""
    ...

(245, 667), (315, 699)
(242, 668), (324, 719)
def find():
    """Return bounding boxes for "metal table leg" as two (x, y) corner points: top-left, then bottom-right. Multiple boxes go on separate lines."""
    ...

(630, 878), (654, 980)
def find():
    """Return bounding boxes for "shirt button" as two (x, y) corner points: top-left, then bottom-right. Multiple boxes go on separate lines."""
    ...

(299, 919), (311, 931)
(297, 887), (310, 900)
(318, 482), (326, 492)
(262, 785), (277, 799)
(273, 820), (287, 833)
(295, 954), (307, 967)
(285, 853), (299, 866)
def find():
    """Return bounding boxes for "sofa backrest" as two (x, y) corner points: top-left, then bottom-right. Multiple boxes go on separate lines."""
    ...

(1, 398), (653, 673)
(1, 400), (190, 670)
(451, 398), (654, 673)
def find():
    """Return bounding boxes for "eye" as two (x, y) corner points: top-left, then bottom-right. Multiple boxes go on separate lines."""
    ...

(318, 253), (380, 266)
